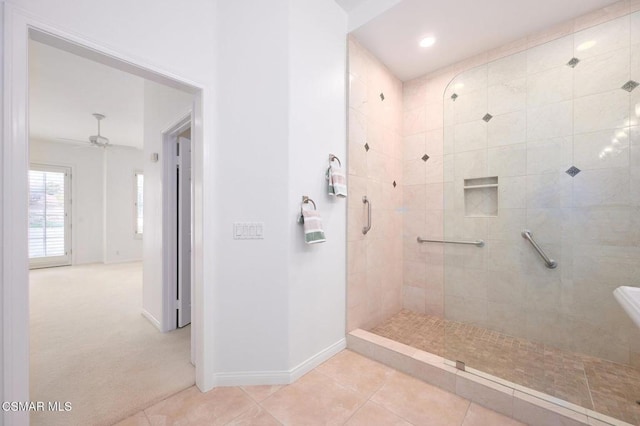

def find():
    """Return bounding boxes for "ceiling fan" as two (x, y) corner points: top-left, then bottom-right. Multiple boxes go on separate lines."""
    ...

(54, 112), (111, 148)
(89, 113), (110, 148)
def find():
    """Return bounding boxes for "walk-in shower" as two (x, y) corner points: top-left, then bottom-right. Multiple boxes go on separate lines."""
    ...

(347, 6), (640, 425)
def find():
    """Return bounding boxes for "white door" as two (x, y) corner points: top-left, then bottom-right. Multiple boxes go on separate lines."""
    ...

(177, 137), (192, 327)
(28, 164), (71, 269)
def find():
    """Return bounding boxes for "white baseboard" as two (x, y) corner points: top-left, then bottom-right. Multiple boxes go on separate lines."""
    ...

(289, 338), (346, 382)
(104, 258), (143, 265)
(211, 338), (346, 387)
(141, 309), (162, 331)
(212, 370), (290, 387)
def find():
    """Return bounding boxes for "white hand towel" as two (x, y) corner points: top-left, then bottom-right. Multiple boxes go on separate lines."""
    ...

(326, 164), (347, 197)
(300, 209), (326, 244)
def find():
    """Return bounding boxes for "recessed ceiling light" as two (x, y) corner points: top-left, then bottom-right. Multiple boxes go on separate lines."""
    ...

(577, 40), (596, 51)
(419, 36), (436, 48)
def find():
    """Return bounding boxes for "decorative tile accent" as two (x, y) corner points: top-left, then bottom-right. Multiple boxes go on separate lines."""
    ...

(392, 181), (397, 188)
(364, 143), (370, 152)
(565, 166), (581, 177)
(482, 113), (493, 122)
(622, 80), (639, 92)
(422, 154), (430, 162)
(380, 92), (385, 101)
(567, 57), (580, 68)
(451, 93), (458, 101)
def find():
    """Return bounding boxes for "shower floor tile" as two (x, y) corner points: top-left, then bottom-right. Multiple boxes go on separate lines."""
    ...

(370, 310), (640, 425)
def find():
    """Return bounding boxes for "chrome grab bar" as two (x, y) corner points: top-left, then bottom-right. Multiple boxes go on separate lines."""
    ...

(417, 236), (484, 247)
(521, 229), (557, 269)
(362, 196), (371, 235)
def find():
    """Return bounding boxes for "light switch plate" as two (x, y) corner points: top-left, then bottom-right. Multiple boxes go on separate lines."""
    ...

(233, 222), (264, 239)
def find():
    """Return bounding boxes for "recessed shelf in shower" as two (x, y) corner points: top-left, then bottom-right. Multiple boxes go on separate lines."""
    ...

(463, 176), (498, 217)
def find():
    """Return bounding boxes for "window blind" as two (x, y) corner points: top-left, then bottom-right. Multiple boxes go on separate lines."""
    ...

(136, 173), (144, 235)
(29, 169), (66, 258)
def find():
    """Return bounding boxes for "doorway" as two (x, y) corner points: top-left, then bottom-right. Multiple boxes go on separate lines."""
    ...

(24, 30), (198, 426)
(2, 11), (209, 424)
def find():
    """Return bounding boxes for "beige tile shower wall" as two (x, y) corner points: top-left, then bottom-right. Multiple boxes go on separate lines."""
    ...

(347, 36), (404, 332)
(402, 69), (455, 317)
(401, 0), (640, 364)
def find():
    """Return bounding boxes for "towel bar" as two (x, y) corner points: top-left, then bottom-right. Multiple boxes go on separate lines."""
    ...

(301, 195), (316, 210)
(329, 154), (342, 167)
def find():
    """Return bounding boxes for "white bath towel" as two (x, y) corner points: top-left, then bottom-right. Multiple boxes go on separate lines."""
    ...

(300, 209), (326, 244)
(326, 164), (347, 197)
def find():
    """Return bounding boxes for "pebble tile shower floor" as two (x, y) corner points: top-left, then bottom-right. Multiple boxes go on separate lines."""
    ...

(370, 310), (640, 425)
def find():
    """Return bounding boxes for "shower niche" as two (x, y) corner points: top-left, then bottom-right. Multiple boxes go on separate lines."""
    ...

(463, 176), (498, 217)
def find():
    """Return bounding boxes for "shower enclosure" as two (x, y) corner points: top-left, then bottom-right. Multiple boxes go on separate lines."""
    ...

(348, 7), (640, 425)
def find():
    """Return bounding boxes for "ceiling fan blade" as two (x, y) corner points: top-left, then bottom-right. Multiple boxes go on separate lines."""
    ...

(54, 137), (91, 146)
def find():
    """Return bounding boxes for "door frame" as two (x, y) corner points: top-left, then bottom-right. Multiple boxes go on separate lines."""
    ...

(28, 163), (72, 269)
(162, 115), (193, 333)
(2, 6), (212, 423)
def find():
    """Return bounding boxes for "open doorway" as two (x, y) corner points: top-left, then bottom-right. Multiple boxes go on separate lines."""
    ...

(27, 33), (197, 425)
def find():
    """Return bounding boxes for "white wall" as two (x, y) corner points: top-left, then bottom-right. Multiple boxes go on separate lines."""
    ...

(104, 147), (144, 264)
(288, 0), (347, 368)
(29, 140), (145, 265)
(29, 139), (104, 264)
(142, 80), (193, 329)
(214, 0), (347, 380)
(215, 0), (292, 375)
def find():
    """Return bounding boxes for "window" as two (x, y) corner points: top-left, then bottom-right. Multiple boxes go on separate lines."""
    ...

(28, 165), (71, 268)
(135, 172), (144, 236)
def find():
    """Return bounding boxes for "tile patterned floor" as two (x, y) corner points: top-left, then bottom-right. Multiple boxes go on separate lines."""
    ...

(114, 350), (524, 426)
(370, 310), (640, 425)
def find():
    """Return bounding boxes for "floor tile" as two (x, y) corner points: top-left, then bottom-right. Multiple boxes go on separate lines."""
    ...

(462, 403), (526, 426)
(241, 385), (284, 403)
(371, 370), (470, 426)
(261, 370), (366, 425)
(225, 404), (282, 425)
(145, 386), (256, 426)
(113, 411), (150, 426)
(344, 401), (412, 426)
(315, 350), (395, 397)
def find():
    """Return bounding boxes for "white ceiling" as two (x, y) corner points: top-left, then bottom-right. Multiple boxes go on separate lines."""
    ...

(30, 0), (625, 140)
(29, 40), (145, 149)
(348, 0), (622, 81)
(334, 0), (371, 13)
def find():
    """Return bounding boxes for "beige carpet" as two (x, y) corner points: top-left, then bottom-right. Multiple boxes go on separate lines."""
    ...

(30, 262), (194, 426)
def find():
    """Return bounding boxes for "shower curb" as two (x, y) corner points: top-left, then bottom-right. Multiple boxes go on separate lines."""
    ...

(347, 329), (632, 426)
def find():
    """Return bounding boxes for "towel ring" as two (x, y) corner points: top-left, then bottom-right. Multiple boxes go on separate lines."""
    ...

(301, 195), (316, 210)
(329, 154), (342, 167)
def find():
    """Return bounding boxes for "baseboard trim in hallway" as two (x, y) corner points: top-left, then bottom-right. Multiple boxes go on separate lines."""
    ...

(141, 308), (162, 331)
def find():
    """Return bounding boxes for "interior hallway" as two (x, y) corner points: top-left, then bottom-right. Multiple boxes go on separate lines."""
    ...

(116, 350), (524, 426)
(30, 262), (194, 426)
